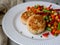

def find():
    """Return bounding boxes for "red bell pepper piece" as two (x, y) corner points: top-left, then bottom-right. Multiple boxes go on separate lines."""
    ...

(47, 4), (52, 10)
(42, 32), (49, 38)
(51, 15), (56, 20)
(51, 29), (56, 35)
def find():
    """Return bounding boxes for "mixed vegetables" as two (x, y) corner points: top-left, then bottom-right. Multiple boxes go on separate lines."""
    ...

(27, 4), (60, 38)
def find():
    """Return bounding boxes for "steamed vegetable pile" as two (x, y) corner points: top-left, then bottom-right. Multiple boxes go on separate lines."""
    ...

(27, 4), (60, 37)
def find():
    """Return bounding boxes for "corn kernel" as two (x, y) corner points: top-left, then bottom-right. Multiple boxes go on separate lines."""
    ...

(55, 16), (58, 19)
(54, 26), (57, 29)
(50, 18), (52, 21)
(48, 24), (51, 27)
(52, 11), (55, 13)
(51, 26), (54, 29)
(43, 16), (45, 18)
(54, 13), (57, 15)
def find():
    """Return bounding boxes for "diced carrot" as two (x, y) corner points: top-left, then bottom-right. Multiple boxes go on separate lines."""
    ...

(52, 29), (56, 32)
(37, 7), (41, 10)
(51, 29), (56, 35)
(57, 30), (60, 34)
(55, 30), (60, 34)
(33, 9), (37, 13)
(54, 26), (57, 29)
(58, 30), (60, 34)
(51, 15), (55, 20)
(54, 22), (58, 26)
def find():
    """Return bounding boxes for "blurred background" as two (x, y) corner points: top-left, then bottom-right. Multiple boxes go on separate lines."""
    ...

(0, 0), (60, 45)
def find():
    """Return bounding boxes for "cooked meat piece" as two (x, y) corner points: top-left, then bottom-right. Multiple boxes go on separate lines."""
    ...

(21, 11), (35, 24)
(27, 15), (46, 34)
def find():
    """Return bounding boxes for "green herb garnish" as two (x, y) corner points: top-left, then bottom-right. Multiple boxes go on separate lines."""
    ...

(57, 22), (60, 30)
(44, 16), (49, 20)
(34, 5), (39, 8)
(43, 9), (51, 13)
(46, 27), (51, 31)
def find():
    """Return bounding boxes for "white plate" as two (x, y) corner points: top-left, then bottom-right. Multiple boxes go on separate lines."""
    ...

(2, 1), (60, 45)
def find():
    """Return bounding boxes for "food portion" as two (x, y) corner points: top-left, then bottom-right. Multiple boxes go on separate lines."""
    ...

(21, 4), (60, 38)
(21, 11), (35, 24)
(27, 15), (45, 34)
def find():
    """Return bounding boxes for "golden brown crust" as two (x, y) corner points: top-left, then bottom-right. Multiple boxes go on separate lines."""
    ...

(21, 11), (35, 24)
(27, 15), (46, 34)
